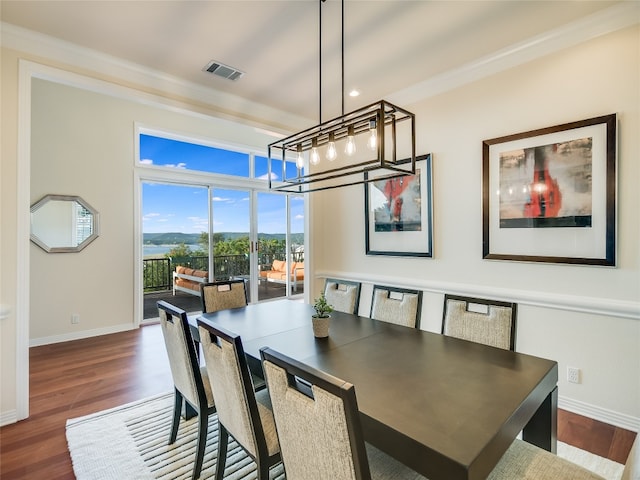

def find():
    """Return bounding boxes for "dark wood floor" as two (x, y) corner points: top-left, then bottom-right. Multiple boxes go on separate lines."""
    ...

(0, 324), (635, 479)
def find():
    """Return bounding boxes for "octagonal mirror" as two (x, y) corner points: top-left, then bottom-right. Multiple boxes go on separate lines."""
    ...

(30, 195), (99, 253)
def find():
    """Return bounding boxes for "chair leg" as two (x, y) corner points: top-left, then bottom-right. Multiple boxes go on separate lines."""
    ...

(170, 388), (182, 444)
(192, 410), (208, 480)
(215, 424), (229, 480)
(184, 399), (198, 420)
(257, 460), (270, 480)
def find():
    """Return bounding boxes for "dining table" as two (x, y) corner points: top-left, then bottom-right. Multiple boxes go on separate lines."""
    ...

(195, 299), (558, 480)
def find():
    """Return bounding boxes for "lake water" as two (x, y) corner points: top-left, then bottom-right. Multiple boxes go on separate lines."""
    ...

(143, 245), (201, 257)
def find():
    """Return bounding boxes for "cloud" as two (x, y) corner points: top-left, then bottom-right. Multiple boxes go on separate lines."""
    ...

(140, 159), (154, 165)
(257, 172), (279, 180)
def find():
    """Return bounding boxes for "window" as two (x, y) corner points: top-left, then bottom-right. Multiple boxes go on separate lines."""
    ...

(137, 130), (305, 320)
(139, 133), (250, 177)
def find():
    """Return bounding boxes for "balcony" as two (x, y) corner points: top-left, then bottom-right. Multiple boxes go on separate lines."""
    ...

(143, 253), (303, 319)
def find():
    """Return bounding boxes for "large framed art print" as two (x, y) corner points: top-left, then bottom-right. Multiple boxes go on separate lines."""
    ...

(365, 153), (433, 257)
(482, 114), (616, 266)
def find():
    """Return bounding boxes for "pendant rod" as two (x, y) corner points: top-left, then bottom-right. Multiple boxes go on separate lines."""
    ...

(319, 0), (323, 124)
(341, 0), (345, 117)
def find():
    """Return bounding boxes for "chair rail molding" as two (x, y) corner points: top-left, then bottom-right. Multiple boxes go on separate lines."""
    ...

(316, 271), (640, 321)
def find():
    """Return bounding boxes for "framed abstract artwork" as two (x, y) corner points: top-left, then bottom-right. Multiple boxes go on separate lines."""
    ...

(482, 114), (616, 265)
(365, 154), (433, 257)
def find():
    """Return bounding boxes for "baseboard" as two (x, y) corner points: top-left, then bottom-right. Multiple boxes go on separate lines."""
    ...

(1, 409), (18, 427)
(29, 323), (136, 347)
(141, 317), (159, 326)
(559, 395), (639, 432)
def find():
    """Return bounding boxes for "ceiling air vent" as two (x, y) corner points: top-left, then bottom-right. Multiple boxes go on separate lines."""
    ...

(202, 60), (245, 81)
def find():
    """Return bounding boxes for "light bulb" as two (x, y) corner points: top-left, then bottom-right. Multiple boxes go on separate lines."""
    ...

(296, 144), (304, 169)
(326, 133), (337, 161)
(345, 126), (356, 156)
(367, 119), (377, 151)
(310, 138), (320, 165)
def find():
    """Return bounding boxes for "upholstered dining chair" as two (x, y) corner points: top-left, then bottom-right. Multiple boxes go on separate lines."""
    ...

(197, 320), (281, 480)
(157, 301), (216, 480)
(200, 279), (266, 391)
(260, 347), (427, 480)
(370, 285), (422, 328)
(324, 278), (361, 314)
(442, 294), (517, 350)
(200, 279), (248, 314)
(487, 434), (639, 480)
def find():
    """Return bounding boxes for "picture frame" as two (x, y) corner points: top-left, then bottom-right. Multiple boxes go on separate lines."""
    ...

(365, 153), (433, 257)
(482, 114), (616, 266)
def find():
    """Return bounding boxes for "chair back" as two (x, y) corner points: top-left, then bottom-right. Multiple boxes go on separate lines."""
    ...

(324, 278), (361, 314)
(442, 294), (517, 350)
(200, 279), (248, 313)
(370, 285), (422, 328)
(197, 321), (271, 460)
(260, 347), (372, 480)
(157, 300), (205, 408)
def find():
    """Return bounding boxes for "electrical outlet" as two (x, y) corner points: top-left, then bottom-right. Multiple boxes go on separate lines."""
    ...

(71, 314), (80, 324)
(567, 366), (581, 384)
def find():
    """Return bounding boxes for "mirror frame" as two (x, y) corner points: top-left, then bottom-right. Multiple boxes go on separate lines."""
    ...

(30, 194), (100, 253)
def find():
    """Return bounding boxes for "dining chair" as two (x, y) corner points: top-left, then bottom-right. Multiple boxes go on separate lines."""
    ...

(487, 435), (639, 479)
(200, 279), (248, 314)
(260, 347), (427, 480)
(442, 294), (517, 350)
(199, 279), (266, 391)
(197, 320), (281, 480)
(157, 301), (216, 480)
(370, 285), (422, 328)
(323, 278), (361, 314)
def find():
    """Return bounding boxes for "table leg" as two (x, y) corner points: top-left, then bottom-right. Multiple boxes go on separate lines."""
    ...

(522, 385), (558, 453)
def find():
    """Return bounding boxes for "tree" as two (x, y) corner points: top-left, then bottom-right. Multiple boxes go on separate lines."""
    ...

(165, 243), (192, 257)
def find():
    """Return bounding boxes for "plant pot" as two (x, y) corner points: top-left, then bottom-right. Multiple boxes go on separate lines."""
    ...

(312, 315), (330, 338)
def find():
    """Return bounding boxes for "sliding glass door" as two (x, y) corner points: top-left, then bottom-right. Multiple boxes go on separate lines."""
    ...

(210, 188), (252, 297)
(257, 192), (305, 301)
(142, 181), (210, 319)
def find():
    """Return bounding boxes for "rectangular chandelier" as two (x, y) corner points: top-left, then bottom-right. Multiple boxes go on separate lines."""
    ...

(268, 100), (416, 193)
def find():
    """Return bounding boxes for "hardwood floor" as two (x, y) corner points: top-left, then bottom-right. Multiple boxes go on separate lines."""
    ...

(0, 324), (636, 479)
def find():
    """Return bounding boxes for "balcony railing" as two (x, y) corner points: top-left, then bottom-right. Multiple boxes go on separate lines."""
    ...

(143, 251), (304, 292)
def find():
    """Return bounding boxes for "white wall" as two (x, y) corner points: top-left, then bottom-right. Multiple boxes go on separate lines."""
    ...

(312, 26), (640, 427)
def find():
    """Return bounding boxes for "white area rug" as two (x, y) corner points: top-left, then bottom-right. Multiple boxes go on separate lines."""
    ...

(66, 392), (624, 480)
(66, 393), (285, 480)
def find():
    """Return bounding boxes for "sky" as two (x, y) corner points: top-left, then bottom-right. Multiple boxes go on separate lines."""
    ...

(140, 134), (304, 234)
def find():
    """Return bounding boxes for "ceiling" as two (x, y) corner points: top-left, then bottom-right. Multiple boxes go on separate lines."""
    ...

(0, 1), (632, 125)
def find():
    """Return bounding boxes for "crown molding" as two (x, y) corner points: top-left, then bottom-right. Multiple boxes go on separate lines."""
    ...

(0, 21), (312, 131)
(388, 1), (640, 106)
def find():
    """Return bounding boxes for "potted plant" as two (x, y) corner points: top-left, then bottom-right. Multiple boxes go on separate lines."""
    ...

(311, 292), (333, 338)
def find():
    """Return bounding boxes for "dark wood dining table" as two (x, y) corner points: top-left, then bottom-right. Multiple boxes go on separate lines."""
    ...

(195, 299), (558, 480)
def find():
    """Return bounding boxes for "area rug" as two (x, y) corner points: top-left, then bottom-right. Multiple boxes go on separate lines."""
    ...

(66, 392), (285, 480)
(66, 392), (624, 480)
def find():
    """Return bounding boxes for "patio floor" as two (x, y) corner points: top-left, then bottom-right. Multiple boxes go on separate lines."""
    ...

(143, 281), (299, 320)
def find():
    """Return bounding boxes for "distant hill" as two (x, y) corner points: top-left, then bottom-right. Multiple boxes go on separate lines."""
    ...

(143, 232), (200, 245)
(143, 232), (304, 245)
